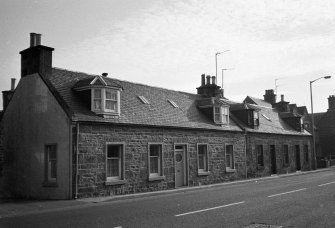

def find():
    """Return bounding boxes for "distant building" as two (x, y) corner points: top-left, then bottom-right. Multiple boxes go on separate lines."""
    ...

(310, 95), (335, 164)
(0, 33), (312, 199)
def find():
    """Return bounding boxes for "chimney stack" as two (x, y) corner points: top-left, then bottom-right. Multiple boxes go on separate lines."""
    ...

(328, 95), (335, 111)
(102, 73), (108, 77)
(281, 94), (284, 102)
(263, 89), (276, 104)
(20, 33), (54, 77)
(2, 78), (16, 110)
(196, 74), (222, 97)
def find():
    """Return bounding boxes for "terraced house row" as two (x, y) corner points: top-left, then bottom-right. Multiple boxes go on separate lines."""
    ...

(0, 34), (312, 199)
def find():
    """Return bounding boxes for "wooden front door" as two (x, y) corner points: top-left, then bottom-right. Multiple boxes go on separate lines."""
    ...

(270, 145), (277, 174)
(295, 145), (301, 171)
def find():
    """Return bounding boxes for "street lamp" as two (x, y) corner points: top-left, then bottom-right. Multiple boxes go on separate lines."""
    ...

(310, 75), (331, 169)
(215, 50), (230, 79)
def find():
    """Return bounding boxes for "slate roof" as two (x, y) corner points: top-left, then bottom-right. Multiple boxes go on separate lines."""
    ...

(241, 99), (310, 136)
(244, 96), (272, 108)
(48, 68), (242, 132)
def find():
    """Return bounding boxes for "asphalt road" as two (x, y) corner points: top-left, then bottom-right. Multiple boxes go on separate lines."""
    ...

(0, 170), (334, 228)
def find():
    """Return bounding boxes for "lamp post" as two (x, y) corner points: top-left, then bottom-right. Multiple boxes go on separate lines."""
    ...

(215, 50), (230, 79)
(310, 75), (331, 169)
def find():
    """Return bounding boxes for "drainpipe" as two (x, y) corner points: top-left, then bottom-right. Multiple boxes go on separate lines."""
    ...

(244, 130), (248, 179)
(75, 122), (79, 199)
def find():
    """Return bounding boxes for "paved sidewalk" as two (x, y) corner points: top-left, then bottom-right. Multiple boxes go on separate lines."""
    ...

(0, 198), (91, 219)
(0, 167), (333, 218)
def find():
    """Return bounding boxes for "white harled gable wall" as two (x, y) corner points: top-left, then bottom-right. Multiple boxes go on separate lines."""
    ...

(1, 73), (71, 199)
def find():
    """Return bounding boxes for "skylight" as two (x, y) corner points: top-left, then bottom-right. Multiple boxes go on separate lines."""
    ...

(262, 114), (271, 121)
(168, 99), (179, 108)
(138, 96), (150, 104)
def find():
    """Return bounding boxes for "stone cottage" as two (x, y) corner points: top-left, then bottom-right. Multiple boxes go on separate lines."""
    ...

(0, 33), (312, 199)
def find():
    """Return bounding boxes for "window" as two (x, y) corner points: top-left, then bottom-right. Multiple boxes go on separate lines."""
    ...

(257, 145), (264, 168)
(262, 114), (271, 121)
(214, 106), (229, 124)
(197, 144), (209, 173)
(44, 144), (57, 186)
(105, 89), (118, 111)
(91, 88), (120, 115)
(283, 145), (289, 166)
(168, 99), (179, 108)
(149, 144), (163, 179)
(253, 111), (259, 126)
(138, 95), (150, 104)
(248, 111), (259, 126)
(93, 89), (102, 110)
(225, 145), (235, 171)
(304, 145), (309, 163)
(106, 144), (124, 181)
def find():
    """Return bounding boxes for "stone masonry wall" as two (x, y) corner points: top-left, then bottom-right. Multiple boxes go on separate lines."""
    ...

(76, 123), (246, 198)
(246, 133), (312, 178)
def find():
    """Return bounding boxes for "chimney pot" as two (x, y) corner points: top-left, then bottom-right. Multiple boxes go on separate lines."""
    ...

(211, 76), (216, 85)
(11, 78), (16, 91)
(102, 73), (108, 77)
(206, 75), (211, 85)
(35, 34), (41, 46)
(281, 94), (284, 102)
(201, 74), (205, 86)
(30, 33), (36, 47)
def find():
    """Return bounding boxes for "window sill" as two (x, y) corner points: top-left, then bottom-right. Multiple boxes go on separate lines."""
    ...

(43, 181), (58, 188)
(104, 180), (126, 186)
(148, 176), (165, 182)
(198, 171), (210, 176)
(225, 168), (236, 173)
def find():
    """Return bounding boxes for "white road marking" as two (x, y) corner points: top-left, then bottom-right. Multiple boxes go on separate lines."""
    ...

(267, 188), (307, 198)
(318, 181), (335, 187)
(175, 201), (245, 217)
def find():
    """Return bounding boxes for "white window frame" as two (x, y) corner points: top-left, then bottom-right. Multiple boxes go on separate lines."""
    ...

(225, 144), (235, 172)
(214, 106), (229, 124)
(106, 143), (125, 182)
(91, 88), (120, 115)
(253, 111), (259, 126)
(148, 143), (164, 180)
(197, 144), (209, 174)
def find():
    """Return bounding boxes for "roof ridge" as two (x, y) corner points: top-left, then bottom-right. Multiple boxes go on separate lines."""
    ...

(52, 67), (201, 97)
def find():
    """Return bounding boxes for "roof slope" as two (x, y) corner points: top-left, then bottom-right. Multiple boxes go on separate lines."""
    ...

(48, 68), (242, 132)
(244, 96), (272, 108)
(232, 98), (310, 136)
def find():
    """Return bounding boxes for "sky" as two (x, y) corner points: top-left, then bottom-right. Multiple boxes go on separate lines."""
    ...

(1, 0), (335, 113)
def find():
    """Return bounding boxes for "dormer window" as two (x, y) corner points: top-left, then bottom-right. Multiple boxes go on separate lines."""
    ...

(92, 88), (120, 114)
(73, 74), (123, 117)
(214, 106), (229, 124)
(247, 110), (259, 126)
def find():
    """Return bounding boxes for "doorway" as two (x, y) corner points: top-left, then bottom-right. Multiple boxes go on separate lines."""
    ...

(295, 145), (301, 171)
(270, 145), (277, 174)
(175, 145), (187, 187)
